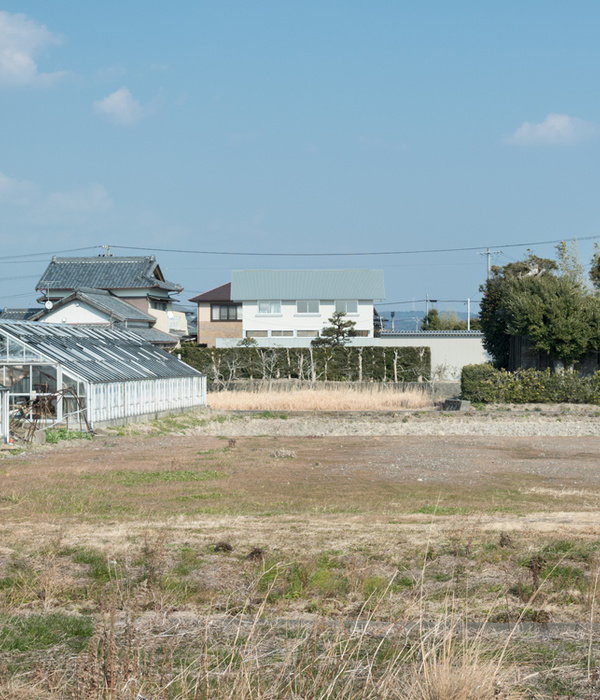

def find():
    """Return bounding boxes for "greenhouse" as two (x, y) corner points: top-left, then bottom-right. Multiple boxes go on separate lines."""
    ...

(0, 321), (206, 435)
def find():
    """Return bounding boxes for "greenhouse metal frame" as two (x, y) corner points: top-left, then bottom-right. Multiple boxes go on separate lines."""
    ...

(0, 321), (206, 432)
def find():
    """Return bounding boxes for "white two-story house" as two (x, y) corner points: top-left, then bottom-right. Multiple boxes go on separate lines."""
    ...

(221, 269), (384, 345)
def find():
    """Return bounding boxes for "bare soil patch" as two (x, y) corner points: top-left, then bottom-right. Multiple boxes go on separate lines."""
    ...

(2, 407), (600, 698)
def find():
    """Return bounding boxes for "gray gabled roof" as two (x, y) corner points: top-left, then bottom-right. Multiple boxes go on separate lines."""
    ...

(0, 321), (201, 383)
(29, 288), (156, 323)
(37, 256), (182, 293)
(0, 308), (40, 321)
(126, 327), (179, 345)
(231, 270), (385, 301)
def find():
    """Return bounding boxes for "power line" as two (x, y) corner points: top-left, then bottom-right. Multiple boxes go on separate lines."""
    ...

(0, 246), (101, 262)
(108, 235), (598, 258)
(377, 298), (481, 306)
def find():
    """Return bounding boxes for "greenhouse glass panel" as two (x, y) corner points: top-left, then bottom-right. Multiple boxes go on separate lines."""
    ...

(0, 333), (6, 360)
(10, 395), (31, 420)
(32, 365), (57, 394)
(4, 366), (30, 393)
(7, 337), (24, 362)
(24, 345), (44, 361)
(62, 372), (85, 421)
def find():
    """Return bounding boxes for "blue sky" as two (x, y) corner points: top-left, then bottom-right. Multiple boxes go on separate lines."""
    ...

(2, 1), (600, 317)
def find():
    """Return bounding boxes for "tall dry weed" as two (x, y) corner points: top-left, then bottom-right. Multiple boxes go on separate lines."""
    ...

(209, 385), (434, 411)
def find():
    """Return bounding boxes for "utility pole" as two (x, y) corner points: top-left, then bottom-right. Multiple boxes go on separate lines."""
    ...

(467, 298), (470, 331)
(425, 295), (438, 317)
(479, 248), (501, 280)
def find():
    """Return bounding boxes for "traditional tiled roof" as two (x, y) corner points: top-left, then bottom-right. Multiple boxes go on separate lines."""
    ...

(29, 288), (156, 323)
(0, 308), (40, 321)
(0, 321), (199, 383)
(36, 256), (182, 293)
(126, 327), (180, 345)
(231, 270), (385, 301)
(189, 283), (233, 303)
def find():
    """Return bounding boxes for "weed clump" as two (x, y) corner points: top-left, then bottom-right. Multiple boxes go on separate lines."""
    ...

(45, 428), (92, 444)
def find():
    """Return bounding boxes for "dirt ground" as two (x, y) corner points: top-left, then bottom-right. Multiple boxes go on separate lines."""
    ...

(2, 406), (600, 526)
(2, 408), (600, 697)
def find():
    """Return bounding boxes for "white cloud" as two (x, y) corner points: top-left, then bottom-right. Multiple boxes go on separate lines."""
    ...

(0, 171), (113, 225)
(44, 184), (113, 215)
(0, 171), (36, 203)
(96, 65), (127, 81)
(0, 11), (68, 87)
(505, 114), (598, 146)
(93, 87), (143, 125)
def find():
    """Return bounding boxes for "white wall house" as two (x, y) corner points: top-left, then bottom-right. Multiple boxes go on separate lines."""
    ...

(36, 255), (188, 339)
(30, 288), (180, 348)
(228, 269), (385, 342)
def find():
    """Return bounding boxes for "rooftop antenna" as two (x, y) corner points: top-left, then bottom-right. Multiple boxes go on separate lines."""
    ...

(43, 280), (58, 309)
(101, 244), (112, 257)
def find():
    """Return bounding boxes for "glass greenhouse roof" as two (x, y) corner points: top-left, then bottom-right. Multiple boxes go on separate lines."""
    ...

(0, 322), (201, 384)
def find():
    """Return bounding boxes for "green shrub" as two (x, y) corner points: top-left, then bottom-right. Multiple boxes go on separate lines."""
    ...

(461, 364), (600, 404)
(176, 344), (431, 383)
(460, 364), (502, 403)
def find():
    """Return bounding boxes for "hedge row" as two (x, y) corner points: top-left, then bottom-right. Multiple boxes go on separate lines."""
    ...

(461, 364), (600, 404)
(177, 344), (431, 384)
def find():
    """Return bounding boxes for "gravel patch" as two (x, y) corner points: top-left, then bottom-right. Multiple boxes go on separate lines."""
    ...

(197, 407), (600, 437)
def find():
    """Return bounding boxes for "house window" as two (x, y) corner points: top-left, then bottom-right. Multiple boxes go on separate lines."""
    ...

(297, 330), (319, 338)
(296, 300), (319, 314)
(271, 330), (293, 337)
(211, 304), (242, 321)
(246, 330), (268, 337)
(258, 300), (281, 314)
(150, 300), (168, 311)
(335, 300), (358, 314)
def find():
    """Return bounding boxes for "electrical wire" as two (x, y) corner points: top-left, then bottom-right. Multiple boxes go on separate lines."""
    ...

(107, 235), (598, 258)
(0, 246), (101, 262)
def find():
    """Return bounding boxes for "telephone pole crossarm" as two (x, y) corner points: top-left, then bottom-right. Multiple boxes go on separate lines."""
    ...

(479, 248), (502, 280)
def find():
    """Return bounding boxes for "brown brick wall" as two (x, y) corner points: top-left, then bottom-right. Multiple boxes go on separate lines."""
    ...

(197, 321), (242, 347)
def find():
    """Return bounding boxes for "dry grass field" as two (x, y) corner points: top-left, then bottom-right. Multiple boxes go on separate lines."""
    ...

(1, 406), (600, 698)
(208, 385), (435, 411)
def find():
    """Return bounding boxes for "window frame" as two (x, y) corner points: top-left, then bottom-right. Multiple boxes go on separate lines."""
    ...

(335, 299), (359, 315)
(257, 300), (282, 315)
(211, 303), (242, 322)
(296, 299), (320, 314)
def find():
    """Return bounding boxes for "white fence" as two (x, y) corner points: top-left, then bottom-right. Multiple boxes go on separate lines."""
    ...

(0, 389), (8, 443)
(88, 375), (207, 427)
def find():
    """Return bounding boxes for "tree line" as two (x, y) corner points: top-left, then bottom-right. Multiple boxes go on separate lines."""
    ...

(479, 241), (600, 372)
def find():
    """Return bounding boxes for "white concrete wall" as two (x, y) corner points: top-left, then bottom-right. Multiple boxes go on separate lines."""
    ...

(378, 334), (489, 379)
(41, 301), (109, 325)
(242, 299), (373, 337)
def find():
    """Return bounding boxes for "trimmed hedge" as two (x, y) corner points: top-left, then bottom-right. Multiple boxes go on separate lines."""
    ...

(461, 364), (600, 404)
(177, 344), (431, 384)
